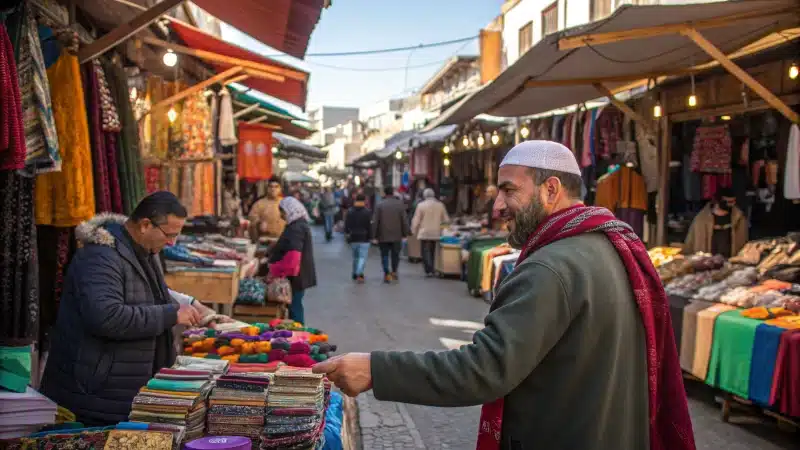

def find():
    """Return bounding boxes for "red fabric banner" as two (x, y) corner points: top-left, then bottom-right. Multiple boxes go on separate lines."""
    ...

(237, 122), (274, 181)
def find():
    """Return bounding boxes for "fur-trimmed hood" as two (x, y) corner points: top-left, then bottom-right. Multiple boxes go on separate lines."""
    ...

(75, 213), (129, 247)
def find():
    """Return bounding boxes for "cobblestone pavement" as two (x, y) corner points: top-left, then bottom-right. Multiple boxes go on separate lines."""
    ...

(305, 232), (796, 449)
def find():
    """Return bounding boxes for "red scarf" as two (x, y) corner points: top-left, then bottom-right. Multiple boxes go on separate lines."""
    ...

(476, 204), (696, 450)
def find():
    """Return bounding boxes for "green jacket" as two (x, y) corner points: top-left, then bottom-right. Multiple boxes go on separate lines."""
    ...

(371, 233), (650, 449)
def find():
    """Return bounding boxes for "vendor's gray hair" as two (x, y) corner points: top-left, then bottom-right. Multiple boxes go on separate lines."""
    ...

(423, 188), (435, 199)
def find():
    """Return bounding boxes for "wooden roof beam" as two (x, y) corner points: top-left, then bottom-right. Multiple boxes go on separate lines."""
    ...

(78, 0), (185, 63)
(246, 117), (281, 129)
(142, 66), (243, 118)
(233, 103), (260, 118)
(681, 27), (799, 124)
(558, 7), (797, 51)
(523, 68), (696, 88)
(139, 35), (307, 82)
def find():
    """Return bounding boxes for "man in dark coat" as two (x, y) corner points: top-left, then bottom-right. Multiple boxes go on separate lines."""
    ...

(41, 192), (213, 426)
(371, 186), (409, 283)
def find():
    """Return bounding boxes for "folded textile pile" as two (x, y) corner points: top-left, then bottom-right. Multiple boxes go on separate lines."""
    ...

(261, 368), (329, 449)
(2, 427), (110, 449)
(0, 387), (57, 439)
(237, 278), (267, 305)
(104, 428), (173, 450)
(128, 369), (213, 442)
(206, 373), (270, 440)
(0, 346), (31, 393)
(117, 421), (185, 449)
(173, 355), (230, 375)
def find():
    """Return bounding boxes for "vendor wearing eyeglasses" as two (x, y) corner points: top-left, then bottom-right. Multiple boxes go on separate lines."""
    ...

(248, 176), (286, 242)
(683, 187), (748, 258)
(41, 191), (230, 426)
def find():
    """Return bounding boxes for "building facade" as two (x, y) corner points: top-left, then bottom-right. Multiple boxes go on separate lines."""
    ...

(306, 106), (360, 147)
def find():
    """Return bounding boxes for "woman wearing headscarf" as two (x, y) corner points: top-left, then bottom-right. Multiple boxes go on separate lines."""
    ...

(268, 197), (317, 324)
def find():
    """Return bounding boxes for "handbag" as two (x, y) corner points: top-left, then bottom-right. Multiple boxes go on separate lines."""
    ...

(267, 277), (292, 304)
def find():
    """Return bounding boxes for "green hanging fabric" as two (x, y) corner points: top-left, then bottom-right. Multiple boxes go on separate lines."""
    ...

(101, 58), (146, 214)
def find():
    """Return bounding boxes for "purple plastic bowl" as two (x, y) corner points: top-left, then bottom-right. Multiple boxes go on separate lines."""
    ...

(184, 436), (252, 450)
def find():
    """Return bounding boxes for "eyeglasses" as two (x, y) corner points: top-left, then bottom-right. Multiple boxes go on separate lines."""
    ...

(153, 222), (181, 240)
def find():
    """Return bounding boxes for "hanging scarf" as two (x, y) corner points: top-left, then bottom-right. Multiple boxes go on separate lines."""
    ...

(476, 204), (696, 450)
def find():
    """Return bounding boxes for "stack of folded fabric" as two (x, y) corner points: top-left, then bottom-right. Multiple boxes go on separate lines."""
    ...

(260, 368), (329, 449)
(116, 421), (186, 449)
(0, 346), (31, 393)
(173, 356), (230, 376)
(0, 387), (57, 439)
(128, 369), (213, 442)
(206, 373), (270, 442)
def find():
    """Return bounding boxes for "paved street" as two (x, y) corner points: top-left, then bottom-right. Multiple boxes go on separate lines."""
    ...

(304, 231), (796, 449)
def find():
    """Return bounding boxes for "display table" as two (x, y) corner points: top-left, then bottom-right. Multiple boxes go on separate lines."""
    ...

(435, 243), (462, 277)
(165, 268), (240, 316)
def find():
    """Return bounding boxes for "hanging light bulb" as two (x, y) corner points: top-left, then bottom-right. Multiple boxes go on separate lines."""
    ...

(129, 87), (137, 102)
(688, 73), (697, 108)
(442, 144), (450, 154)
(271, 146), (279, 154)
(491, 131), (500, 145)
(653, 103), (662, 118)
(462, 135), (470, 147)
(520, 126), (530, 139)
(395, 151), (402, 160)
(167, 106), (178, 123)
(790, 62), (799, 80)
(162, 49), (178, 67)
(477, 134), (485, 147)
(721, 115), (731, 121)
(443, 158), (451, 167)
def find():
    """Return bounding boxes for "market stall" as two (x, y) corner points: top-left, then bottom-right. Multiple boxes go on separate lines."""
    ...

(651, 237), (800, 427)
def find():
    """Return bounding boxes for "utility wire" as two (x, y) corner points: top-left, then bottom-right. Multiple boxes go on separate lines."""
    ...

(305, 59), (455, 72)
(279, 35), (478, 58)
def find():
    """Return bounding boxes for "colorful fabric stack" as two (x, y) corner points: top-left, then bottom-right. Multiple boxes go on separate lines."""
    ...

(128, 369), (213, 442)
(206, 373), (270, 441)
(182, 325), (336, 368)
(260, 368), (330, 449)
(116, 422), (186, 449)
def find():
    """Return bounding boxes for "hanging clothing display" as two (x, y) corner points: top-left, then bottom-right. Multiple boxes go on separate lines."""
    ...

(594, 106), (623, 160)
(102, 58), (145, 214)
(18, 12), (59, 174)
(191, 162), (215, 217)
(179, 91), (213, 159)
(1, 22), (26, 171)
(594, 166), (648, 236)
(35, 50), (95, 227)
(237, 122), (273, 181)
(691, 124), (732, 173)
(784, 124), (799, 200)
(218, 87), (238, 147)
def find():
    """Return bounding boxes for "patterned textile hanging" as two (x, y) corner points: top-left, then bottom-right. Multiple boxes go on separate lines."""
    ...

(35, 50), (95, 226)
(0, 171), (38, 343)
(180, 90), (213, 159)
(18, 11), (59, 174)
(0, 22), (27, 171)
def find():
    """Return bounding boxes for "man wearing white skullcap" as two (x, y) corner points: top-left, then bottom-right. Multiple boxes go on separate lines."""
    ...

(312, 141), (695, 450)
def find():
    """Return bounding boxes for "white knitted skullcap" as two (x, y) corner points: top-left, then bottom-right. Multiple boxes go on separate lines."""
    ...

(499, 140), (581, 176)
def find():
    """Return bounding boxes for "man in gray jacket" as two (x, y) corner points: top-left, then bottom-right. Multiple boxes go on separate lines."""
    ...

(372, 186), (410, 283)
(41, 192), (224, 425)
(314, 142), (695, 449)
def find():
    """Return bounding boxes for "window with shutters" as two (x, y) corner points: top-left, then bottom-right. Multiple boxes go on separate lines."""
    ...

(590, 0), (612, 21)
(518, 21), (533, 57)
(541, 2), (559, 37)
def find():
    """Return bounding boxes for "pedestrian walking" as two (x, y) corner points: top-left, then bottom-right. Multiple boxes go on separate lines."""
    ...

(268, 197), (317, 324)
(372, 186), (409, 284)
(313, 141), (695, 450)
(320, 187), (338, 242)
(344, 194), (372, 283)
(411, 188), (450, 277)
(248, 177), (285, 241)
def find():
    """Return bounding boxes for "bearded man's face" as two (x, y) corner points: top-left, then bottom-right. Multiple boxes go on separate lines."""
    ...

(494, 166), (552, 249)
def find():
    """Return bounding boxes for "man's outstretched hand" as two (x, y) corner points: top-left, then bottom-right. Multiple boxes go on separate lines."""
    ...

(312, 353), (373, 397)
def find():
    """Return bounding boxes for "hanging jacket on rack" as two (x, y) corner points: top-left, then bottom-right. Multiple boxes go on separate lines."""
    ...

(594, 166), (648, 237)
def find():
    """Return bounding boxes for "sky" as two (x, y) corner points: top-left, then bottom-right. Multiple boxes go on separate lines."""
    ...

(224, 0), (502, 116)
